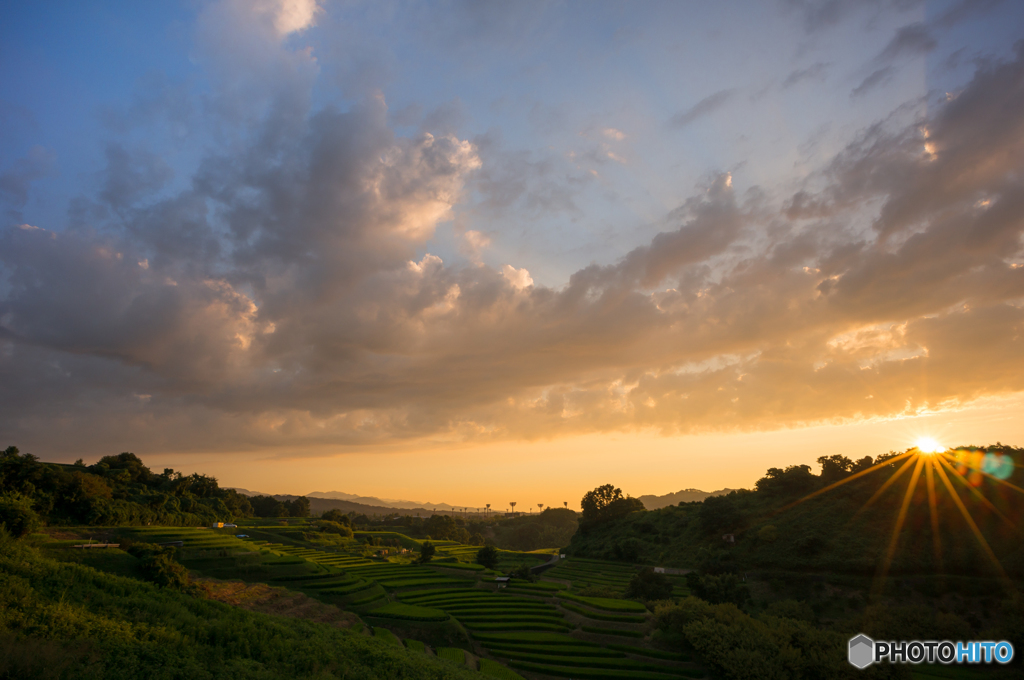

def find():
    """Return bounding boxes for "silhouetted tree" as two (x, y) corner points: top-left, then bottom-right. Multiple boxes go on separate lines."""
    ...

(417, 541), (436, 564)
(625, 567), (673, 602)
(476, 544), (499, 569)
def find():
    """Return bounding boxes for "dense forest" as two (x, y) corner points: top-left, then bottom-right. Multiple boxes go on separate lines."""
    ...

(0, 447), (254, 530)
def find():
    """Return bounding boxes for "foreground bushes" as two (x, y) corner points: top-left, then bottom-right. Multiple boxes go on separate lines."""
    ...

(653, 597), (907, 680)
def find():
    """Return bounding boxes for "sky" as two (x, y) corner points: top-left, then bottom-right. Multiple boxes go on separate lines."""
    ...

(2, 0), (1023, 508)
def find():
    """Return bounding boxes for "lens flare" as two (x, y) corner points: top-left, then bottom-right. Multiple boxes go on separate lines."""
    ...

(915, 437), (944, 454)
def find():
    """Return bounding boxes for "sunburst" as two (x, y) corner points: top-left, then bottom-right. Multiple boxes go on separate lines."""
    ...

(787, 445), (1022, 598)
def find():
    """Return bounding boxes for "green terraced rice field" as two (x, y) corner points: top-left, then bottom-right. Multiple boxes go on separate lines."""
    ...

(606, 644), (689, 661)
(560, 601), (648, 622)
(581, 625), (646, 638)
(436, 647), (466, 664)
(485, 643), (622, 658)
(123, 530), (698, 680)
(367, 602), (450, 622)
(509, 661), (703, 679)
(557, 591), (647, 612)
(478, 659), (526, 679)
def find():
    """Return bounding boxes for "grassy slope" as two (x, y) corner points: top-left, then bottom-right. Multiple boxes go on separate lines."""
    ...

(0, 534), (482, 680)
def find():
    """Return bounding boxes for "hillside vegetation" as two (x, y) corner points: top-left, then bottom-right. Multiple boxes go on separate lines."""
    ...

(569, 446), (1024, 578)
(0, 447), (253, 528)
(0, 531), (481, 680)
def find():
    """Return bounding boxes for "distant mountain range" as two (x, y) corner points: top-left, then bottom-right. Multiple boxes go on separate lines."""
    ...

(305, 490), (470, 512)
(637, 488), (740, 510)
(230, 486), (741, 514)
(228, 488), (478, 517)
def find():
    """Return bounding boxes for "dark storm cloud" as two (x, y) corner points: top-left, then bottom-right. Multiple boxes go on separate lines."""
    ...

(2, 4), (1024, 457)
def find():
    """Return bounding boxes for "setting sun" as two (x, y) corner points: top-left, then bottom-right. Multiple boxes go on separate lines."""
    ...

(915, 437), (945, 454)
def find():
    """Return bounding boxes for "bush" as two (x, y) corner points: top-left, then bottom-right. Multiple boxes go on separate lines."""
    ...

(0, 495), (40, 538)
(417, 541), (436, 564)
(125, 543), (193, 590)
(624, 567), (672, 602)
(476, 545), (499, 569)
(653, 597), (873, 680)
(317, 520), (354, 538)
(511, 564), (536, 582)
(685, 572), (749, 607)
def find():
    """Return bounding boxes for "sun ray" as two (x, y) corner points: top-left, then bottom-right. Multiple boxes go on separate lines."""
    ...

(853, 454), (918, 520)
(934, 455), (1015, 528)
(924, 457), (943, 573)
(940, 451), (1024, 496)
(783, 451), (916, 511)
(931, 458), (1010, 583)
(872, 455), (925, 596)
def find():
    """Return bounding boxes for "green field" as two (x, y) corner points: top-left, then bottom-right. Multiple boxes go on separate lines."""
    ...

(34, 523), (699, 679)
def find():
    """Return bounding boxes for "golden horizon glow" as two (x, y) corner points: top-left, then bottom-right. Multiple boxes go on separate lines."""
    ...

(915, 437), (945, 454)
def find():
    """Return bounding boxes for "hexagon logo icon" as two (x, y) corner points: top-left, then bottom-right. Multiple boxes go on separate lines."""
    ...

(848, 634), (874, 669)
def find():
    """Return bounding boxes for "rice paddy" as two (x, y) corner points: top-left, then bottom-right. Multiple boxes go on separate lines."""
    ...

(115, 524), (705, 678)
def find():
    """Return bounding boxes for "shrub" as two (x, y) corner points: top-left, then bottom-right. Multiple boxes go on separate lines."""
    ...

(653, 597), (860, 680)
(684, 572), (749, 607)
(316, 520), (354, 538)
(0, 495), (40, 538)
(373, 627), (403, 646)
(624, 567), (672, 602)
(125, 543), (192, 591)
(417, 541), (436, 564)
(476, 545), (499, 569)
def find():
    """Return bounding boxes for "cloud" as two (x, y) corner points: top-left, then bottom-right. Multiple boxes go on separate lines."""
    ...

(0, 146), (56, 218)
(270, 0), (321, 35)
(670, 89), (735, 128)
(786, 0), (925, 33)
(460, 230), (492, 263)
(501, 265), (534, 290)
(878, 22), (937, 62)
(934, 0), (1008, 29)
(782, 62), (830, 88)
(3, 29), (1024, 457)
(851, 66), (894, 97)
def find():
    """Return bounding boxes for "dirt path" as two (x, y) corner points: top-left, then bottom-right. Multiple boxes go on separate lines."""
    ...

(196, 578), (360, 629)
